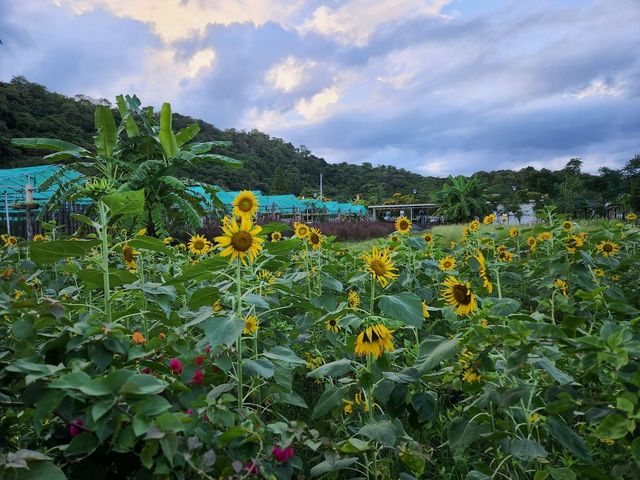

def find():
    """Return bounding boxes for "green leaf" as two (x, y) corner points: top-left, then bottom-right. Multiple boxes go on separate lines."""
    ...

(595, 413), (632, 440)
(175, 122), (200, 147)
(94, 105), (117, 157)
(91, 399), (114, 421)
(120, 374), (167, 395)
(549, 467), (577, 480)
(30, 240), (100, 265)
(164, 256), (229, 285)
(263, 346), (306, 366)
(13, 461), (66, 480)
(103, 190), (144, 217)
(116, 94), (139, 138)
(132, 396), (172, 417)
(491, 297), (521, 316)
(311, 385), (343, 420)
(548, 417), (592, 462)
(64, 432), (99, 459)
(358, 420), (397, 447)
(203, 315), (245, 348)
(411, 391), (438, 422)
(448, 417), (487, 457)
(413, 336), (459, 374)
(310, 455), (358, 477)
(159, 102), (178, 159)
(378, 292), (424, 328)
(128, 236), (174, 257)
(507, 438), (548, 461)
(243, 359), (275, 378)
(12, 137), (89, 158)
(307, 359), (352, 379)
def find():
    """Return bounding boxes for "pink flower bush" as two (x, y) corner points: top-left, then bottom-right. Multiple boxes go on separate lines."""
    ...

(168, 358), (183, 375)
(191, 368), (204, 385)
(68, 418), (84, 437)
(272, 445), (294, 463)
(194, 355), (205, 366)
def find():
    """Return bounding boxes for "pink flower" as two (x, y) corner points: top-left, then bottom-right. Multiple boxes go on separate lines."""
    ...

(141, 367), (152, 374)
(168, 358), (183, 375)
(68, 418), (84, 437)
(194, 355), (205, 366)
(185, 408), (193, 415)
(204, 345), (212, 354)
(244, 461), (259, 475)
(272, 445), (294, 463)
(191, 368), (204, 385)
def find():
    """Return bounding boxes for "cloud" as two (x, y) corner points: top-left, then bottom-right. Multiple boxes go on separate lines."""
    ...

(1, 0), (638, 176)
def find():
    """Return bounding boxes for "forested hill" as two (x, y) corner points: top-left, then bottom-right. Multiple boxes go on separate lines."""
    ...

(0, 77), (444, 203)
(1, 77), (639, 209)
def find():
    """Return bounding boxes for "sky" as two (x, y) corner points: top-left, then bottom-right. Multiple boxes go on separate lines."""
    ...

(1, 0), (639, 176)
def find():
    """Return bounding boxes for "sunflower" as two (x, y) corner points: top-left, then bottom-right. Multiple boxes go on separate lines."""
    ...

(554, 279), (568, 296)
(395, 216), (412, 234)
(213, 299), (223, 312)
(538, 231), (553, 242)
(527, 236), (537, 252)
(483, 213), (496, 225)
(594, 268), (605, 277)
(188, 234), (211, 255)
(423, 232), (433, 244)
(354, 324), (394, 358)
(565, 235), (583, 253)
(497, 249), (514, 262)
(214, 218), (264, 265)
(625, 213), (637, 222)
(562, 220), (573, 231)
(2, 235), (17, 247)
(325, 318), (340, 333)
(439, 256), (456, 272)
(462, 227), (470, 239)
(422, 301), (430, 318)
(596, 240), (619, 258)
(442, 276), (477, 316)
(233, 190), (259, 220)
(163, 236), (173, 245)
(390, 234), (399, 242)
(348, 291), (361, 309)
(307, 227), (324, 250)
(271, 231), (282, 242)
(363, 246), (398, 287)
(509, 227), (518, 238)
(136, 228), (147, 236)
(33, 234), (47, 241)
(243, 315), (258, 335)
(610, 274), (621, 282)
(474, 250), (493, 294)
(294, 222), (310, 239)
(578, 232), (589, 242)
(123, 244), (139, 270)
(468, 220), (480, 232)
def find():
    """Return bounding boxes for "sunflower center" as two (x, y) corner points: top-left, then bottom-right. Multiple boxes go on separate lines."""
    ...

(194, 240), (205, 251)
(370, 259), (387, 276)
(567, 239), (577, 248)
(369, 329), (380, 342)
(399, 220), (409, 230)
(231, 231), (253, 251)
(603, 243), (613, 252)
(310, 233), (320, 244)
(329, 320), (337, 326)
(239, 199), (253, 212)
(123, 248), (134, 262)
(452, 284), (471, 305)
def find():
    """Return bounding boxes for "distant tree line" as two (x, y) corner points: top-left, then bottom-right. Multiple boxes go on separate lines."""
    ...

(1, 77), (638, 215)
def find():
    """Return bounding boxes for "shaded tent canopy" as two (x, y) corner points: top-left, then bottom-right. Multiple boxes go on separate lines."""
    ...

(1, 165), (367, 216)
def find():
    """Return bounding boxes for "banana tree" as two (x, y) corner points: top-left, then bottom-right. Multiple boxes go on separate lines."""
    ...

(435, 175), (490, 222)
(12, 95), (241, 236)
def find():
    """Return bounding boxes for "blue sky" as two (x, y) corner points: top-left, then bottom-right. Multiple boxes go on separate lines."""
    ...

(1, 0), (638, 176)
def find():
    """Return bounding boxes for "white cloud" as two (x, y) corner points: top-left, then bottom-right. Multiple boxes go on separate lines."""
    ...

(568, 79), (625, 99)
(51, 0), (305, 42)
(302, 0), (452, 46)
(266, 56), (315, 92)
(295, 87), (340, 121)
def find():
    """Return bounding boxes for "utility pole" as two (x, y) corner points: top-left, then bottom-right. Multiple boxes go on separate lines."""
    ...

(319, 172), (323, 200)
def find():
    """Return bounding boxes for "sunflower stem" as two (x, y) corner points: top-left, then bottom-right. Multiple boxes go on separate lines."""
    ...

(367, 354), (378, 479)
(236, 258), (244, 413)
(98, 201), (112, 324)
(494, 267), (502, 299)
(370, 276), (376, 315)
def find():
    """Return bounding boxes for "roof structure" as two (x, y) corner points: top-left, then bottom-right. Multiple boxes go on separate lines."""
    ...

(0, 165), (367, 216)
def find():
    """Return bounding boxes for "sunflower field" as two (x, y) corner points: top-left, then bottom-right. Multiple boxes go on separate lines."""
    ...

(1, 189), (640, 480)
